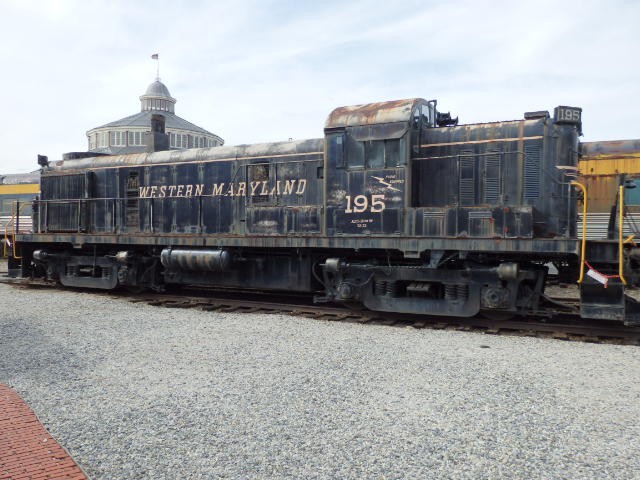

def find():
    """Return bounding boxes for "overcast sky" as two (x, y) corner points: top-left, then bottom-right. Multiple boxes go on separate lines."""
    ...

(0, 0), (638, 174)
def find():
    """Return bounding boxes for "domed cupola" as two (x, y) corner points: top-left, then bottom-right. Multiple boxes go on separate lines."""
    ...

(86, 75), (223, 155)
(139, 79), (176, 113)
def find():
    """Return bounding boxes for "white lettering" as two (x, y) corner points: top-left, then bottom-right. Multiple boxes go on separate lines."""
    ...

(136, 179), (308, 199)
(283, 180), (296, 195)
(371, 194), (385, 212)
(212, 183), (225, 195)
(346, 194), (386, 214)
(250, 181), (261, 195)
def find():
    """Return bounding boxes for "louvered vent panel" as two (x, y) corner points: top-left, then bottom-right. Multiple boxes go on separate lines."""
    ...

(524, 141), (542, 201)
(459, 152), (475, 206)
(483, 152), (501, 204)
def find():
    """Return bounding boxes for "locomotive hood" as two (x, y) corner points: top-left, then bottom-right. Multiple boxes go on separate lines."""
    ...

(46, 138), (324, 173)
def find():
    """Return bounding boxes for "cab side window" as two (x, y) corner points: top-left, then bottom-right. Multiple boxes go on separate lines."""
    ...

(347, 138), (405, 169)
(347, 135), (365, 169)
(365, 141), (384, 169)
(249, 163), (270, 204)
(327, 133), (345, 168)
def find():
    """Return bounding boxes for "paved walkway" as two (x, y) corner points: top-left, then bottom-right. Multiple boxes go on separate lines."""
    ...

(0, 384), (87, 479)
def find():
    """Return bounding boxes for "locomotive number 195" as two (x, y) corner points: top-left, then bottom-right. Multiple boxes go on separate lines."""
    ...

(554, 106), (582, 124)
(345, 194), (386, 213)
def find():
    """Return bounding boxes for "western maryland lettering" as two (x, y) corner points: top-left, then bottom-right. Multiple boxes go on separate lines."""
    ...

(138, 179), (307, 198)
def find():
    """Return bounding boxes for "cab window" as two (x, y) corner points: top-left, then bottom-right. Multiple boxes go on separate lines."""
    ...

(327, 133), (345, 167)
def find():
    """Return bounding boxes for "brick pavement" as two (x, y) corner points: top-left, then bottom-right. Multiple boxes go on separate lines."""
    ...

(0, 384), (87, 479)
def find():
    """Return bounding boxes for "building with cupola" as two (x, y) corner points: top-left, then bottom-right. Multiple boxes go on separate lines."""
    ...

(86, 78), (223, 155)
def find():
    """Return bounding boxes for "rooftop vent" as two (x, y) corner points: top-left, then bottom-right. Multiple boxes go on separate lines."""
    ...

(524, 111), (550, 120)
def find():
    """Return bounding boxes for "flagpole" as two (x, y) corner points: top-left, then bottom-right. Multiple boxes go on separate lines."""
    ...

(151, 53), (160, 80)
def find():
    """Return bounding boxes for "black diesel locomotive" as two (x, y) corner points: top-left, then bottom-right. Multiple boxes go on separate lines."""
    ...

(10, 99), (640, 323)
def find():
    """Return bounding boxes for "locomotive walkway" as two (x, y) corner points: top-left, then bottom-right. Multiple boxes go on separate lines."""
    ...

(0, 384), (88, 479)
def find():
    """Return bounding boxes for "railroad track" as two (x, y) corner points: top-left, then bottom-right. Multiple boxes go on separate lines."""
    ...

(121, 289), (640, 345)
(4, 275), (639, 345)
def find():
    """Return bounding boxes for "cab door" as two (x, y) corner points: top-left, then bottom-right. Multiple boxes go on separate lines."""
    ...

(325, 124), (408, 235)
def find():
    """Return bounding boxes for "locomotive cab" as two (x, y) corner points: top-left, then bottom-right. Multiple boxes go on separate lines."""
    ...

(324, 98), (437, 237)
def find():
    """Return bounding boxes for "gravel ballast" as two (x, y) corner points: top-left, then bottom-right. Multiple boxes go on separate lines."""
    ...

(1, 282), (640, 479)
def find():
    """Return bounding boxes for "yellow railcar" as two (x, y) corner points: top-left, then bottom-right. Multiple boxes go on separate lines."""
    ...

(579, 140), (640, 213)
(0, 173), (39, 257)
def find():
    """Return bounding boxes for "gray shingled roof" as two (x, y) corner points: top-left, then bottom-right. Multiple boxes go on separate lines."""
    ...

(92, 110), (215, 136)
(143, 80), (173, 98)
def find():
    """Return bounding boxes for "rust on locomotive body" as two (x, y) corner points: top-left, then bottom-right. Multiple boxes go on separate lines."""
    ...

(325, 98), (421, 129)
(13, 97), (640, 324)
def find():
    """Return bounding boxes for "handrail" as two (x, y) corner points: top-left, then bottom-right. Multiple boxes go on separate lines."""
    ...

(3, 201), (30, 259)
(570, 181), (588, 283)
(569, 182), (628, 286)
(619, 185), (627, 285)
(3, 203), (16, 258)
(2, 221), (7, 258)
